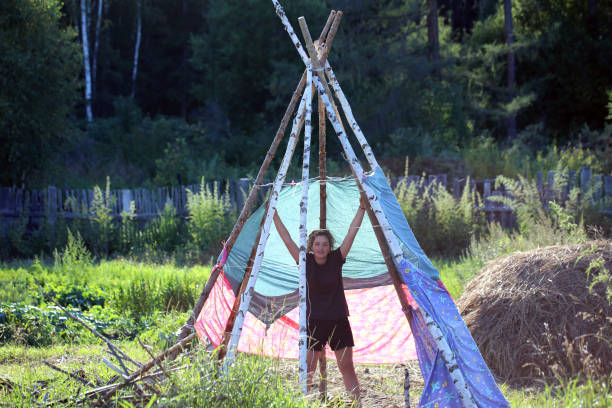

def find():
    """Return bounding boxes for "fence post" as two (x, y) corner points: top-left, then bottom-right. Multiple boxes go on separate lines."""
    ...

(453, 178), (460, 201)
(580, 167), (592, 192)
(605, 176), (612, 197)
(47, 186), (58, 226)
(237, 178), (250, 211)
(121, 190), (132, 214)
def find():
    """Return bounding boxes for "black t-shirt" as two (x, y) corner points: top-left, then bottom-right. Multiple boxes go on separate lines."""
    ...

(306, 248), (350, 320)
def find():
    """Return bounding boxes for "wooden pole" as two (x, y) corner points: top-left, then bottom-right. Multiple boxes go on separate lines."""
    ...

(101, 333), (196, 402)
(174, 50), (308, 344)
(276, 8), (477, 407)
(297, 17), (346, 136)
(320, 58), (378, 170)
(215, 12), (339, 361)
(317, 81), (329, 402)
(362, 198), (413, 325)
(221, 84), (309, 372)
(297, 62), (313, 393)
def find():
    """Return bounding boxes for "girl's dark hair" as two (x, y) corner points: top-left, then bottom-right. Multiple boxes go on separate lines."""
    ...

(306, 229), (335, 253)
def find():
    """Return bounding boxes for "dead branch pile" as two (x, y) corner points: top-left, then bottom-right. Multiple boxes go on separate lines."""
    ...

(457, 241), (612, 385)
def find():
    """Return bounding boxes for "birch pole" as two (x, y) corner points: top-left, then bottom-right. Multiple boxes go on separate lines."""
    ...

(92, 0), (103, 90)
(320, 59), (378, 170)
(297, 62), (313, 393)
(221, 89), (309, 372)
(131, 0), (142, 99)
(274, 6), (477, 406)
(174, 10), (338, 346)
(80, 0), (93, 122)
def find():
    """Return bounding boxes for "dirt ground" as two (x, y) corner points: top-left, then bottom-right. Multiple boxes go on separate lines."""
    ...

(276, 358), (425, 408)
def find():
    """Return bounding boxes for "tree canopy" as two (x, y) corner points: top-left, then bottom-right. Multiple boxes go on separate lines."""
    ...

(1, 0), (610, 187)
(0, 0), (80, 185)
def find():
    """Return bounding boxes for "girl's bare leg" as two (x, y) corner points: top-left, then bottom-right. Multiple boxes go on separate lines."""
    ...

(306, 349), (320, 393)
(334, 347), (361, 406)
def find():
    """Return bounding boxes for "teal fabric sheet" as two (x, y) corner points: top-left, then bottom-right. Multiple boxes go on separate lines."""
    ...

(222, 170), (439, 302)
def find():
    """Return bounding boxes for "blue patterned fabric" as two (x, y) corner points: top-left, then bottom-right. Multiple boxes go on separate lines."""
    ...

(400, 259), (509, 407)
(364, 168), (508, 406)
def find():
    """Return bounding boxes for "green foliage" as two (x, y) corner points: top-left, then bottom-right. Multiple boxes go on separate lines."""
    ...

(395, 176), (485, 257)
(0, 258), (210, 346)
(0, 303), (102, 346)
(52, 229), (92, 285)
(44, 283), (106, 311)
(186, 179), (235, 258)
(135, 202), (186, 256)
(502, 375), (612, 408)
(0, 0), (80, 186)
(584, 254), (612, 304)
(112, 273), (199, 321)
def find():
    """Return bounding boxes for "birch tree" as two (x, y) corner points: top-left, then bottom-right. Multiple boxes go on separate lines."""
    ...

(503, 0), (516, 141)
(92, 0), (103, 94)
(131, 0), (142, 99)
(81, 0), (93, 121)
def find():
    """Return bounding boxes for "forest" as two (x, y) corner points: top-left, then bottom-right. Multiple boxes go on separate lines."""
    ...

(1, 2), (612, 407)
(1, 0), (610, 189)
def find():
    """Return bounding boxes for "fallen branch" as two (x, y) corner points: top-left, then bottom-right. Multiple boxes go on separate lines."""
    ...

(43, 360), (95, 387)
(101, 333), (196, 402)
(34, 278), (142, 369)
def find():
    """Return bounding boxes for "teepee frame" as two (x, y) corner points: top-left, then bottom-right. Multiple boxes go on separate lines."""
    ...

(171, 2), (477, 406)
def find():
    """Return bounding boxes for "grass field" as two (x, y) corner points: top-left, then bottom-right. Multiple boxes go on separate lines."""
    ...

(1, 255), (610, 407)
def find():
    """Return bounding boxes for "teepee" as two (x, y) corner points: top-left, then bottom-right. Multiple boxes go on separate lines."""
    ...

(174, 2), (509, 407)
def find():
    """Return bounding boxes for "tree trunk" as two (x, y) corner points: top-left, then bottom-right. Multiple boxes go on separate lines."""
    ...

(80, 0), (93, 122)
(131, 0), (142, 99)
(92, 0), (103, 96)
(504, 0), (517, 141)
(427, 0), (441, 80)
(587, 0), (598, 36)
(181, 0), (188, 119)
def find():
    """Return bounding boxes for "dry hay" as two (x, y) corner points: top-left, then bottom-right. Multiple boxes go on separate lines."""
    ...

(457, 241), (612, 385)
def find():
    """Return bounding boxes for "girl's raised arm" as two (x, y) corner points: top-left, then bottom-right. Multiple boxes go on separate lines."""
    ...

(273, 211), (299, 264)
(339, 195), (367, 260)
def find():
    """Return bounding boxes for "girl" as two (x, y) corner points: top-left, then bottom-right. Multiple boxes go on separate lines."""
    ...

(273, 196), (367, 405)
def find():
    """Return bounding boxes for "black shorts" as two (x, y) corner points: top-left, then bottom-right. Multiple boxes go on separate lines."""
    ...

(307, 317), (355, 351)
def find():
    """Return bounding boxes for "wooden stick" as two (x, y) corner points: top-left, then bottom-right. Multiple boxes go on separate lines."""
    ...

(318, 10), (336, 43)
(137, 338), (169, 381)
(318, 98), (327, 230)
(362, 193), (413, 326)
(317, 76), (328, 404)
(216, 11), (339, 363)
(276, 9), (477, 407)
(314, 11), (343, 398)
(101, 332), (196, 402)
(322, 58), (378, 170)
(174, 9), (341, 347)
(221, 83), (308, 373)
(36, 281), (141, 369)
(297, 61), (313, 393)
(174, 56), (308, 344)
(216, 201), (272, 361)
(43, 360), (95, 387)
(297, 17), (346, 135)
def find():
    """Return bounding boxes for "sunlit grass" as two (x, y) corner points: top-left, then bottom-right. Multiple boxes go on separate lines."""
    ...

(502, 377), (611, 407)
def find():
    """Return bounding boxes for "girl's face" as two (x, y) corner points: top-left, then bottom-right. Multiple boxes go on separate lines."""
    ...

(312, 235), (331, 262)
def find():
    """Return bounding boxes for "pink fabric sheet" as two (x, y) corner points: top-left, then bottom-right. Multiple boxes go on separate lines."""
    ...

(195, 270), (418, 364)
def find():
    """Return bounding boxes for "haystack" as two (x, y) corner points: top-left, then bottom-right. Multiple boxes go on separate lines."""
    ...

(457, 241), (612, 384)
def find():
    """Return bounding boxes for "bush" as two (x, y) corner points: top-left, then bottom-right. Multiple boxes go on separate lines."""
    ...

(186, 178), (235, 258)
(395, 176), (485, 257)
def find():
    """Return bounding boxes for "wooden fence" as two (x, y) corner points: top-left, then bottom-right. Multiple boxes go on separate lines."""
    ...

(1, 167), (610, 231)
